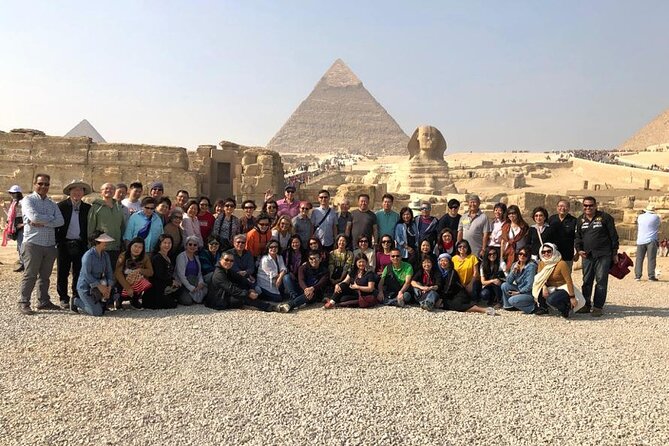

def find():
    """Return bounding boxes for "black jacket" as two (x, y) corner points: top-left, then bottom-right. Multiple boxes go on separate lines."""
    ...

(547, 213), (577, 260)
(205, 265), (251, 310)
(55, 199), (91, 244)
(574, 211), (619, 258)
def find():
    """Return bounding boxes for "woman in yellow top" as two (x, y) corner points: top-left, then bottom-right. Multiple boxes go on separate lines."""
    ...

(452, 240), (481, 299)
(532, 242), (579, 318)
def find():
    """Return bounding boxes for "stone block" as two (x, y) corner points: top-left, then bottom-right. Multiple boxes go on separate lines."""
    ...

(32, 136), (90, 165)
(244, 164), (260, 176)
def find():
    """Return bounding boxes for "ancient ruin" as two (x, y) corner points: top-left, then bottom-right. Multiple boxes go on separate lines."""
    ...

(64, 119), (107, 143)
(267, 59), (409, 155)
(618, 107), (669, 151)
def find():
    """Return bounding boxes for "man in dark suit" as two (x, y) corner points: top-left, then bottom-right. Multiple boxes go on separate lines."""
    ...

(56, 180), (92, 309)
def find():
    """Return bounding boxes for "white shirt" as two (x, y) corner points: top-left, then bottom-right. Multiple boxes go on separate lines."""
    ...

(637, 211), (660, 245)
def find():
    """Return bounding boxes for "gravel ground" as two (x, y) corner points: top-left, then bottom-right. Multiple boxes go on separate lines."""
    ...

(1, 256), (668, 446)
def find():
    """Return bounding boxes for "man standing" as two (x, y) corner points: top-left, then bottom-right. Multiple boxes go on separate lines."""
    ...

(458, 195), (491, 259)
(88, 182), (125, 268)
(311, 190), (337, 251)
(437, 198), (461, 234)
(174, 189), (189, 210)
(18, 174), (64, 314)
(575, 196), (619, 317)
(277, 185), (300, 219)
(351, 194), (378, 248)
(149, 181), (164, 199)
(121, 181), (143, 214)
(292, 201), (313, 247)
(336, 199), (353, 247)
(548, 199), (578, 272)
(123, 197), (164, 252)
(635, 204), (661, 281)
(56, 180), (92, 309)
(375, 193), (400, 241)
(414, 202), (439, 247)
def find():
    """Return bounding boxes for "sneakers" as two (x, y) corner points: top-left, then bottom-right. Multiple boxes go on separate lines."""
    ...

(649, 277), (659, 282)
(575, 305), (591, 314)
(485, 307), (496, 316)
(18, 305), (34, 315)
(13, 264), (25, 272)
(277, 303), (291, 313)
(420, 301), (434, 312)
(634, 277), (641, 281)
(36, 301), (62, 311)
(323, 299), (335, 309)
(591, 307), (603, 317)
(69, 296), (79, 313)
(60, 300), (70, 310)
(532, 306), (549, 316)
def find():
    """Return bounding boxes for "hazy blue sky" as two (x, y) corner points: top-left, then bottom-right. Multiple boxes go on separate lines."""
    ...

(1, 1), (667, 152)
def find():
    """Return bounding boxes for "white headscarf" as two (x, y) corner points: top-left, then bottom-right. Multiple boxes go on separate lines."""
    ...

(532, 243), (562, 298)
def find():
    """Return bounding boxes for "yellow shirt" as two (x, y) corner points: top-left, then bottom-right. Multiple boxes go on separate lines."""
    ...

(452, 254), (479, 286)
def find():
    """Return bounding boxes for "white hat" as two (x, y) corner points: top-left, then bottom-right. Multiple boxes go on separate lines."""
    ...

(7, 185), (22, 193)
(94, 233), (115, 243)
(645, 204), (656, 213)
(63, 180), (92, 196)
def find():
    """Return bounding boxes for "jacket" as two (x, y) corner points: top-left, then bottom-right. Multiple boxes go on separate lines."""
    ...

(88, 198), (125, 251)
(56, 198), (91, 244)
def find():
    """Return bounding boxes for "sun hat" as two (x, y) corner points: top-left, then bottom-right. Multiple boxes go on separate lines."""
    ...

(63, 180), (92, 195)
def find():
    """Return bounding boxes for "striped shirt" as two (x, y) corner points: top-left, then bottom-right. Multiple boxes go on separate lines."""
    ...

(21, 192), (64, 246)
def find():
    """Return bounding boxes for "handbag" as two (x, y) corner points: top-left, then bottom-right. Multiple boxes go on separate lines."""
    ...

(609, 252), (633, 280)
(121, 276), (153, 297)
(357, 291), (377, 308)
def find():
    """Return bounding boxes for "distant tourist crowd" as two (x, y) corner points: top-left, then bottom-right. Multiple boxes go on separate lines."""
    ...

(3, 173), (664, 318)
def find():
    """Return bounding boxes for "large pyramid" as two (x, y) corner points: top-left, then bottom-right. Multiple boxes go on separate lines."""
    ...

(618, 107), (669, 151)
(267, 59), (409, 155)
(64, 119), (106, 143)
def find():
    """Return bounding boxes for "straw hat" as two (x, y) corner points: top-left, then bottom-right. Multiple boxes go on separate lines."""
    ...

(63, 180), (92, 196)
(94, 233), (115, 243)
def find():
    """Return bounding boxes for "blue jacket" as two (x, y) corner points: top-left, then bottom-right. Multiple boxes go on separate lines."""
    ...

(124, 211), (163, 252)
(77, 247), (114, 293)
(394, 221), (418, 258)
(505, 261), (537, 295)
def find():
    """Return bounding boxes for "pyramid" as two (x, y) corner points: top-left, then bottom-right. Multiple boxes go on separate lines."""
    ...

(267, 59), (409, 155)
(618, 107), (669, 151)
(64, 119), (106, 143)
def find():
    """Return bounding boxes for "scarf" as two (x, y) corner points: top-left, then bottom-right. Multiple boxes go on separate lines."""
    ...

(137, 214), (153, 239)
(532, 243), (562, 298)
(440, 239), (454, 252)
(1, 200), (17, 246)
(437, 253), (452, 279)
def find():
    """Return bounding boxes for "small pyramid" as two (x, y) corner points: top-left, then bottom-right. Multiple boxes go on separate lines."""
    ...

(267, 59), (408, 155)
(618, 107), (669, 151)
(64, 119), (106, 143)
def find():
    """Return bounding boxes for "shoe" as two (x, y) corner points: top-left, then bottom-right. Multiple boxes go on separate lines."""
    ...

(69, 296), (79, 313)
(114, 299), (123, 310)
(19, 305), (34, 315)
(575, 305), (591, 314)
(591, 307), (603, 317)
(60, 300), (70, 310)
(396, 296), (406, 307)
(493, 303), (503, 310)
(503, 306), (519, 312)
(420, 301), (433, 312)
(13, 264), (25, 272)
(36, 301), (62, 311)
(649, 277), (659, 282)
(532, 306), (549, 316)
(634, 277), (641, 281)
(323, 299), (335, 309)
(277, 303), (290, 313)
(561, 307), (571, 319)
(130, 297), (142, 309)
(486, 307), (496, 316)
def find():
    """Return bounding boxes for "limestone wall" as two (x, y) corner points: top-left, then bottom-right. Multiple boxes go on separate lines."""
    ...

(239, 149), (285, 204)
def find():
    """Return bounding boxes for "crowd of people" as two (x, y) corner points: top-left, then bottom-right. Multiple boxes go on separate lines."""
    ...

(5, 172), (661, 319)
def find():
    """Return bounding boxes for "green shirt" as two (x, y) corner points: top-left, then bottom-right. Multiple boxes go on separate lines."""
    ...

(381, 261), (413, 282)
(375, 209), (399, 239)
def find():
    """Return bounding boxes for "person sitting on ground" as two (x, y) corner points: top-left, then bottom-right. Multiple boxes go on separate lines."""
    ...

(144, 234), (179, 310)
(212, 197), (240, 251)
(352, 235), (376, 271)
(437, 253), (495, 315)
(452, 239), (481, 301)
(199, 235), (222, 283)
(230, 234), (256, 285)
(328, 234), (353, 287)
(256, 240), (295, 303)
(245, 213), (273, 259)
(378, 248), (413, 307)
(271, 215), (293, 251)
(500, 247), (537, 313)
(411, 255), (441, 311)
(532, 242), (579, 318)
(277, 250), (330, 313)
(115, 237), (154, 309)
(73, 232), (115, 316)
(479, 247), (506, 307)
(325, 253), (377, 309)
(175, 235), (207, 305)
(181, 199), (203, 248)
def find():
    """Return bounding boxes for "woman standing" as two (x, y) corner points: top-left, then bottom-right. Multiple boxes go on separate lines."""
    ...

(212, 199), (226, 220)
(329, 234), (353, 286)
(74, 232), (115, 316)
(528, 206), (555, 260)
(394, 207), (416, 261)
(181, 200), (203, 248)
(500, 205), (529, 273)
(326, 253), (377, 309)
(175, 235), (207, 305)
(452, 240), (481, 300)
(239, 200), (257, 234)
(212, 197), (240, 251)
(197, 196), (216, 241)
(144, 234), (179, 309)
(163, 208), (185, 261)
(2, 185), (24, 272)
(437, 253), (494, 315)
(115, 237), (154, 309)
(488, 202), (507, 255)
(500, 247), (538, 313)
(245, 213), (273, 259)
(271, 215), (293, 251)
(262, 199), (279, 227)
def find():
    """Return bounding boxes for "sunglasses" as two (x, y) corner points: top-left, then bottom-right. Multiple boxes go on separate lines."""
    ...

(517, 252), (528, 257)
(390, 255), (400, 258)
(541, 250), (553, 254)
(583, 204), (594, 208)
(144, 206), (155, 210)
(381, 240), (392, 244)
(187, 243), (198, 247)
(420, 207), (430, 211)
(222, 258), (234, 263)
(359, 239), (369, 243)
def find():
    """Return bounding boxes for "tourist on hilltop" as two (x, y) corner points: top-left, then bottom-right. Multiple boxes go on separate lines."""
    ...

(500, 205), (529, 273)
(276, 185), (300, 219)
(123, 197), (163, 253)
(56, 180), (92, 309)
(181, 199), (203, 248)
(197, 196), (215, 241)
(413, 202), (438, 248)
(2, 185), (25, 272)
(528, 206), (556, 260)
(148, 181), (164, 199)
(199, 235), (222, 283)
(532, 243), (579, 318)
(155, 197), (172, 225)
(411, 255), (441, 311)
(230, 234), (256, 285)
(262, 199), (279, 227)
(143, 233), (179, 310)
(311, 190), (338, 251)
(277, 249), (330, 313)
(88, 182), (125, 269)
(479, 246), (505, 307)
(378, 248), (413, 307)
(292, 201), (313, 247)
(283, 234), (306, 284)
(375, 193), (399, 243)
(174, 235), (207, 305)
(353, 235), (376, 271)
(375, 235), (395, 275)
(115, 237), (153, 309)
(433, 227), (457, 257)
(212, 199), (226, 220)
(121, 181), (143, 215)
(72, 232), (115, 316)
(351, 194), (378, 249)
(457, 195), (492, 260)
(488, 202), (507, 256)
(336, 199), (352, 248)
(271, 215), (293, 251)
(256, 240), (294, 303)
(547, 200), (578, 272)
(329, 234), (353, 287)
(436, 198), (462, 235)
(500, 247), (537, 313)
(212, 197), (240, 251)
(437, 253), (494, 315)
(575, 196), (619, 317)
(163, 208), (185, 260)
(245, 213), (273, 259)
(635, 204), (661, 281)
(307, 236), (328, 264)
(394, 207), (416, 262)
(174, 189), (189, 211)
(18, 174), (65, 315)
(325, 253), (377, 309)
(412, 238), (437, 274)
(452, 240), (481, 301)
(239, 199), (257, 234)
(205, 252), (274, 311)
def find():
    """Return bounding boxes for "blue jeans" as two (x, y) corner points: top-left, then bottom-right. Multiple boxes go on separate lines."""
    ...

(501, 282), (521, 309)
(385, 291), (412, 306)
(635, 241), (658, 280)
(258, 288), (283, 303)
(282, 274), (302, 299)
(582, 254), (612, 309)
(505, 288), (536, 314)
(480, 284), (502, 305)
(74, 288), (104, 317)
(16, 228), (24, 265)
(546, 289), (570, 317)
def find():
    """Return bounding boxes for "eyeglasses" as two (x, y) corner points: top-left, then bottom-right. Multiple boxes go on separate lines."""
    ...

(359, 239), (368, 243)
(222, 258), (234, 263)
(234, 240), (245, 244)
(420, 207), (430, 211)
(583, 204), (594, 208)
(268, 245), (279, 250)
(390, 255), (400, 258)
(488, 253), (498, 257)
(36, 182), (50, 186)
(381, 240), (392, 244)
(517, 252), (528, 257)
(244, 206), (255, 210)
(144, 206), (155, 210)
(187, 243), (198, 247)
(541, 250), (553, 255)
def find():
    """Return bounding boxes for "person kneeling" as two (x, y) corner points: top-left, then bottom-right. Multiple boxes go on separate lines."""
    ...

(74, 232), (115, 316)
(206, 252), (275, 311)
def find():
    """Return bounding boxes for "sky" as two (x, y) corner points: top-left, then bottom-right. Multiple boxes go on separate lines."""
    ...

(1, 0), (668, 152)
